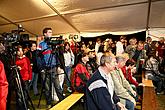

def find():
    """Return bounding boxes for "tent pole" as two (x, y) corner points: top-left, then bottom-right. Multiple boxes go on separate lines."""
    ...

(146, 0), (152, 31)
(43, 0), (80, 33)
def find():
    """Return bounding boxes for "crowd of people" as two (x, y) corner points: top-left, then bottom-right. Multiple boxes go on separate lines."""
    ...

(0, 27), (165, 110)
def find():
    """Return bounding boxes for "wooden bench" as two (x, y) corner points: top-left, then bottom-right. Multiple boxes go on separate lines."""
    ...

(142, 71), (158, 110)
(50, 92), (84, 110)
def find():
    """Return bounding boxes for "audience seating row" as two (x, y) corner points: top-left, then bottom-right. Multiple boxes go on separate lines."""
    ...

(142, 71), (158, 110)
(50, 92), (84, 110)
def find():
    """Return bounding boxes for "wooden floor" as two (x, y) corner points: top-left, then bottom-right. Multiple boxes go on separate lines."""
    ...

(157, 94), (165, 110)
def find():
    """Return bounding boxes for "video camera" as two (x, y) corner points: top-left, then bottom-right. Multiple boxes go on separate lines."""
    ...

(0, 25), (29, 54)
(0, 32), (21, 44)
(0, 24), (25, 43)
(45, 36), (64, 48)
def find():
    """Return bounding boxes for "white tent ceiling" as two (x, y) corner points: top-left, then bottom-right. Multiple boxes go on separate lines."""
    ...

(0, 0), (165, 38)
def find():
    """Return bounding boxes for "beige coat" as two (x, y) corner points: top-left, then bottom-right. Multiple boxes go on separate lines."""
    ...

(110, 69), (135, 105)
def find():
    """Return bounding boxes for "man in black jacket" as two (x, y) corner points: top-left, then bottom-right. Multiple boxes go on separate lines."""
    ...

(86, 53), (126, 110)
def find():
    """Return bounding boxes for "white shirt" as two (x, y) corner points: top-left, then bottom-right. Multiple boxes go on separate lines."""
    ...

(95, 42), (100, 54)
(98, 67), (114, 104)
(63, 51), (74, 66)
(116, 41), (124, 55)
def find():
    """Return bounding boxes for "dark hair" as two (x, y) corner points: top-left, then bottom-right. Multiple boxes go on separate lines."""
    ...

(96, 38), (101, 42)
(64, 42), (71, 53)
(98, 45), (104, 53)
(138, 41), (144, 45)
(151, 41), (158, 50)
(30, 42), (37, 47)
(43, 27), (52, 35)
(76, 52), (88, 64)
(148, 51), (156, 59)
(125, 59), (135, 67)
(120, 36), (126, 40)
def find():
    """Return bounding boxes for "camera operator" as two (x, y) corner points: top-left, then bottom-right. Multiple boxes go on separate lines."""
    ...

(15, 45), (32, 110)
(38, 28), (64, 108)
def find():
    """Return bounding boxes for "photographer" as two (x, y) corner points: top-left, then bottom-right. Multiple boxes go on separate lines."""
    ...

(15, 45), (32, 110)
(38, 28), (63, 108)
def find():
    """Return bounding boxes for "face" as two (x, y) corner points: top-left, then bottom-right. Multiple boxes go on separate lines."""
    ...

(17, 48), (24, 57)
(82, 55), (89, 63)
(88, 52), (95, 58)
(31, 43), (37, 51)
(137, 43), (144, 50)
(81, 44), (86, 51)
(106, 57), (117, 71)
(147, 38), (152, 43)
(65, 44), (70, 50)
(117, 60), (126, 68)
(109, 39), (112, 43)
(120, 38), (125, 43)
(44, 30), (52, 37)
(155, 42), (159, 47)
(133, 39), (137, 45)
(159, 38), (164, 43)
(64, 38), (68, 42)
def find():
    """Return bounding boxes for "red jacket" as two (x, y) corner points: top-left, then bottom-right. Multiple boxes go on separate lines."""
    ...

(0, 61), (8, 110)
(72, 63), (90, 88)
(121, 66), (138, 87)
(16, 56), (32, 81)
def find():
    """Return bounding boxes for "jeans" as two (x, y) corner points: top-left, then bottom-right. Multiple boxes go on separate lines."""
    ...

(65, 66), (72, 87)
(32, 72), (38, 95)
(148, 74), (163, 93)
(125, 99), (134, 110)
(42, 67), (64, 105)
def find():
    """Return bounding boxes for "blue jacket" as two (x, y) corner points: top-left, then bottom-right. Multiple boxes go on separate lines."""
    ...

(39, 40), (57, 68)
(86, 70), (120, 110)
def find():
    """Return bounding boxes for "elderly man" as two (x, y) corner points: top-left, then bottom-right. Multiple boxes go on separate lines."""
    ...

(86, 53), (126, 110)
(111, 55), (137, 110)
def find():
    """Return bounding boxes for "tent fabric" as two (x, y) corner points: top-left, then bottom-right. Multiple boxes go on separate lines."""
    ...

(0, 0), (165, 38)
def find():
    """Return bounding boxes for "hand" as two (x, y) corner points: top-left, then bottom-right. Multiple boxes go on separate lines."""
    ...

(131, 67), (136, 74)
(69, 64), (73, 67)
(17, 66), (22, 70)
(40, 69), (45, 73)
(117, 102), (127, 110)
(130, 97), (136, 106)
(138, 83), (145, 86)
(132, 90), (137, 97)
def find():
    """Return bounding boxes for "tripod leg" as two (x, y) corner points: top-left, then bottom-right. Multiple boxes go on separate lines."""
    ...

(15, 75), (28, 110)
(37, 73), (46, 108)
(25, 89), (35, 110)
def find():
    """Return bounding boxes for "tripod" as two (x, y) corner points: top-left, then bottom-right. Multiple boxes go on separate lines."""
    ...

(7, 49), (35, 110)
(37, 45), (71, 108)
(11, 65), (35, 110)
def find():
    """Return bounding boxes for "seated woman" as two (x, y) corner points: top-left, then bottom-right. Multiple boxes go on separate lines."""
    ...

(71, 52), (90, 93)
(145, 52), (165, 94)
(121, 59), (139, 88)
